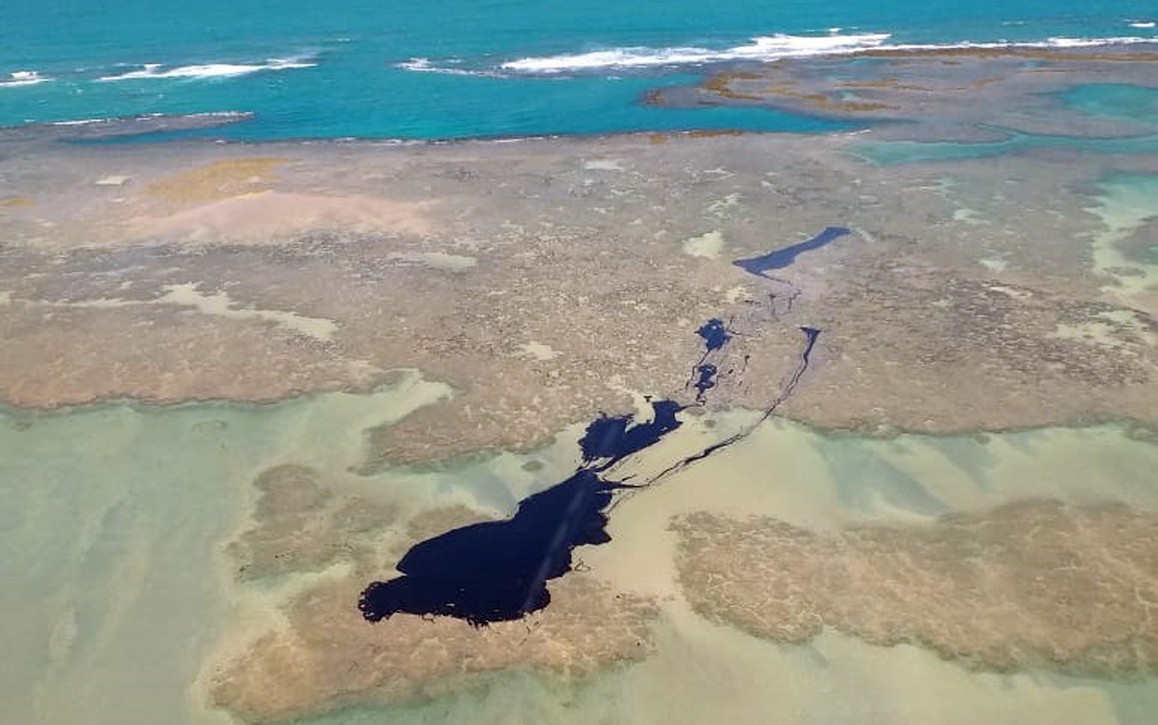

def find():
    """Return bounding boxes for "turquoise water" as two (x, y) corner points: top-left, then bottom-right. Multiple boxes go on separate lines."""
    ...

(2, 0), (1156, 140)
(850, 129), (1158, 165)
(1061, 84), (1158, 123)
(848, 84), (1158, 165)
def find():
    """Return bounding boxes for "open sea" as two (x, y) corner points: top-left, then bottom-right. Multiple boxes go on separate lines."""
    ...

(2, 0), (1157, 141)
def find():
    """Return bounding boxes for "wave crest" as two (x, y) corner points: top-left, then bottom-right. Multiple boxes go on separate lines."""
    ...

(500, 33), (892, 73)
(493, 33), (1158, 74)
(1, 70), (52, 87)
(395, 58), (504, 77)
(99, 57), (315, 82)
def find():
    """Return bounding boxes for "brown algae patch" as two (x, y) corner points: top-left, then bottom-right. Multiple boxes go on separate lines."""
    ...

(0, 195), (34, 207)
(144, 157), (291, 204)
(228, 465), (399, 581)
(2, 133), (1158, 459)
(673, 500), (1158, 676)
(209, 574), (656, 722)
(652, 46), (1158, 136)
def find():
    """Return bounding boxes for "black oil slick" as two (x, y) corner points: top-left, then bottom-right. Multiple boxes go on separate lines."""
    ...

(359, 229), (842, 626)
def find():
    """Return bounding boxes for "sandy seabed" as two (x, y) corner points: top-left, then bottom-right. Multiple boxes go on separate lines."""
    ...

(3, 384), (1157, 724)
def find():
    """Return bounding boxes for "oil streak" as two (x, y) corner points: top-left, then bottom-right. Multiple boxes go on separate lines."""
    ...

(360, 225), (839, 626)
(648, 326), (821, 485)
(687, 318), (737, 403)
(733, 226), (851, 277)
(359, 400), (682, 626)
(696, 318), (732, 351)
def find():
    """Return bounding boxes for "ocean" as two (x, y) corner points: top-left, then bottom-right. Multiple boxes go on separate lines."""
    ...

(2, 0), (1156, 141)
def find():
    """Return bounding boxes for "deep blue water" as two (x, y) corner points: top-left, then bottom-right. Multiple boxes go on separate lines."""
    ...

(2, 1), (1156, 140)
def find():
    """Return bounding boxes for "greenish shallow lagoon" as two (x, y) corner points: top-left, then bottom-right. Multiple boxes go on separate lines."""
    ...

(0, 374), (450, 725)
(849, 131), (1158, 166)
(3, 373), (1157, 724)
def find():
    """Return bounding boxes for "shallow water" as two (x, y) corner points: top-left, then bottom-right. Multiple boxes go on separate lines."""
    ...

(0, 375), (451, 725)
(3, 375), (1157, 724)
(849, 130), (1158, 166)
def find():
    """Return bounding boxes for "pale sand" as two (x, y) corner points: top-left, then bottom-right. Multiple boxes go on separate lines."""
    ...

(1086, 174), (1158, 314)
(1, 282), (339, 341)
(682, 230), (725, 259)
(386, 251), (478, 272)
(127, 190), (437, 244)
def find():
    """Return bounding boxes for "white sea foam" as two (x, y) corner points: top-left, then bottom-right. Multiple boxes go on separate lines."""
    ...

(1128, 21), (1156, 29)
(396, 57), (504, 77)
(1036, 36), (1151, 48)
(853, 36), (1155, 57)
(495, 33), (1158, 74)
(48, 111), (251, 126)
(501, 33), (892, 72)
(98, 57), (315, 82)
(1, 70), (52, 87)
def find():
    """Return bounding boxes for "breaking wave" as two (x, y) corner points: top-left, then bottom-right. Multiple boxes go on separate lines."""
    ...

(1, 70), (52, 87)
(491, 32), (1158, 74)
(98, 57), (315, 81)
(395, 58), (505, 77)
(501, 33), (893, 72)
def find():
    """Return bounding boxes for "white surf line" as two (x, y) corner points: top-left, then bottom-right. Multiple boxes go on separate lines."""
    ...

(1, 70), (53, 87)
(498, 33), (1158, 74)
(98, 57), (316, 82)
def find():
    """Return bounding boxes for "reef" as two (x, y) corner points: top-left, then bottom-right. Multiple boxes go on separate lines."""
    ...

(673, 500), (1158, 676)
(227, 465), (399, 581)
(209, 464), (658, 723)
(211, 573), (657, 723)
(1, 128), (1155, 464)
(647, 46), (1158, 141)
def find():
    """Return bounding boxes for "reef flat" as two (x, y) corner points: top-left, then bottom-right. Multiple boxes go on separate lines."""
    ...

(674, 500), (1158, 676)
(648, 46), (1158, 142)
(2, 112), (1156, 466)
